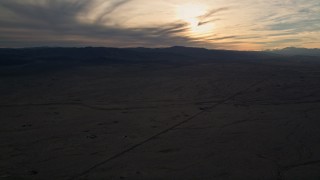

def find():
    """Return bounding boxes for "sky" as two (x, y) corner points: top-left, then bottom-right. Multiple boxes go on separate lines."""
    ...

(0, 0), (319, 50)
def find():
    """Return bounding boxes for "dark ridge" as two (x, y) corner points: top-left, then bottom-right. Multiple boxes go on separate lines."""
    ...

(1, 46), (319, 76)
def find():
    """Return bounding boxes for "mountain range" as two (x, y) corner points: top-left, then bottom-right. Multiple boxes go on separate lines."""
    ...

(1, 46), (319, 76)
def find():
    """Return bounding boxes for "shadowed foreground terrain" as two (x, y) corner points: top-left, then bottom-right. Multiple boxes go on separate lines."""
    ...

(1, 47), (320, 179)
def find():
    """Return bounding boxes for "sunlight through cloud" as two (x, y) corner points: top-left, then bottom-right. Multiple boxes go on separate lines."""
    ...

(176, 3), (214, 36)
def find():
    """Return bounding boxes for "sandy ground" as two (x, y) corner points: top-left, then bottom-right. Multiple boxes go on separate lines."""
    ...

(1, 59), (320, 179)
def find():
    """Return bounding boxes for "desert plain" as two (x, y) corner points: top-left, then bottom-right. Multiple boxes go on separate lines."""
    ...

(1, 48), (320, 179)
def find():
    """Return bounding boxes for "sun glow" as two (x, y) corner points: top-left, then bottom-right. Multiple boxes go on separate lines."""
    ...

(176, 3), (214, 36)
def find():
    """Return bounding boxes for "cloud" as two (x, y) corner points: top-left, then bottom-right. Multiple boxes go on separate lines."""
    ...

(0, 0), (319, 50)
(154, 22), (189, 35)
(197, 18), (221, 26)
(0, 0), (90, 25)
(0, 0), (206, 48)
(267, 19), (320, 32)
(197, 7), (229, 26)
(198, 7), (229, 20)
(208, 36), (237, 41)
(89, 0), (132, 24)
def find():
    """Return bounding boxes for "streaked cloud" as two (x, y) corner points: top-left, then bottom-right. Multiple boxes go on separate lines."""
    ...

(0, 0), (319, 50)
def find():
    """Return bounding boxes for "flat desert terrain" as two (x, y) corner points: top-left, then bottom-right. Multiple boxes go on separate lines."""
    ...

(1, 50), (320, 179)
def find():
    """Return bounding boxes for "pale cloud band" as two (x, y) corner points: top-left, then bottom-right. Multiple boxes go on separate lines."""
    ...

(0, 0), (319, 50)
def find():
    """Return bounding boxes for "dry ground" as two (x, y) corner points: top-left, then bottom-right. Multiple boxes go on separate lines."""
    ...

(1, 59), (320, 179)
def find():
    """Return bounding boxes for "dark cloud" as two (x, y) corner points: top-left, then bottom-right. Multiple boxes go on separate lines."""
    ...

(94, 0), (132, 24)
(0, 0), (90, 26)
(0, 0), (206, 48)
(197, 18), (221, 26)
(153, 22), (189, 35)
(208, 36), (237, 41)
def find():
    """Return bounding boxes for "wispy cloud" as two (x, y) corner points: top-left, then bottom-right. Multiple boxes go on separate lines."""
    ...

(208, 36), (237, 41)
(0, 0), (203, 48)
(197, 7), (229, 25)
(0, 0), (319, 50)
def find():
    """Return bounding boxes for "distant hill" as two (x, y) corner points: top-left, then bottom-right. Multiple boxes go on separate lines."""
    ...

(0, 46), (274, 67)
(1, 46), (320, 76)
(269, 47), (320, 57)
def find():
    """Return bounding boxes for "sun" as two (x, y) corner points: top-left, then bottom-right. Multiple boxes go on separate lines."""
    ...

(176, 3), (214, 36)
